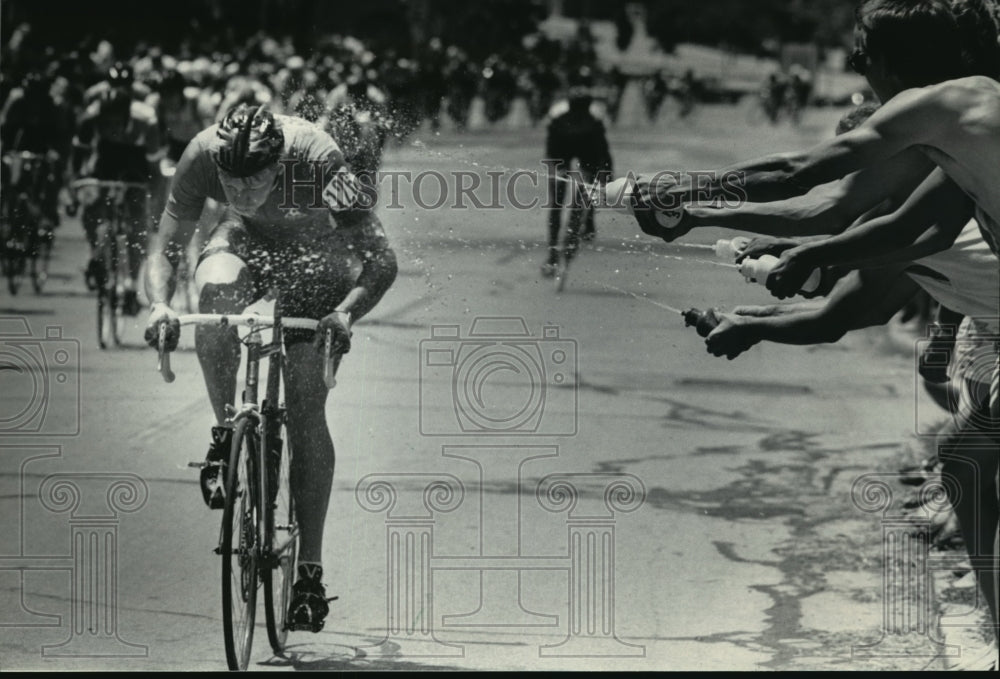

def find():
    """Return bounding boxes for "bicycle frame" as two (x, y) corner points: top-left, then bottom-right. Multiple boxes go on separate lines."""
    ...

(71, 178), (150, 348)
(156, 310), (334, 667)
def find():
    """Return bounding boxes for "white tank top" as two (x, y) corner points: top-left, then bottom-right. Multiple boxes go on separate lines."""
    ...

(906, 219), (1000, 332)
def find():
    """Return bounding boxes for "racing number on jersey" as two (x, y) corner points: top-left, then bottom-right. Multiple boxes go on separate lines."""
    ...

(323, 165), (363, 212)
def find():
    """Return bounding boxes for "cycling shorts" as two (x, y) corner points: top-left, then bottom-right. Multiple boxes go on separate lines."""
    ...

(198, 209), (359, 345)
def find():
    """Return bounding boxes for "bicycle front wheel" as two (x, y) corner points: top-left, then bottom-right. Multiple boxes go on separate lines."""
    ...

(222, 418), (260, 671)
(263, 416), (298, 654)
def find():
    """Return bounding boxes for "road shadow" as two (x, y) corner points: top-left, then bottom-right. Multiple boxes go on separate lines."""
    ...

(261, 642), (466, 671)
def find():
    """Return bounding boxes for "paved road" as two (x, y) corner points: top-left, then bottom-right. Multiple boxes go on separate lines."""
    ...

(1, 108), (960, 670)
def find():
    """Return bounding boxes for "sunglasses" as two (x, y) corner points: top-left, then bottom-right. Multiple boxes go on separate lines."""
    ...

(848, 48), (869, 76)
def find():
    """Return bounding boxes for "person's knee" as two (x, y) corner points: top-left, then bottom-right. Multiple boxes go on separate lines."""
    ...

(195, 254), (253, 312)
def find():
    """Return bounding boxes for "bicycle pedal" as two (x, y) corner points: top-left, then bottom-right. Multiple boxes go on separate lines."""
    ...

(188, 461), (207, 469)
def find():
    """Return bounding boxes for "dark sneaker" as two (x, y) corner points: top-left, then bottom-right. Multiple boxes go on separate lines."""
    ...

(287, 564), (338, 633)
(200, 426), (232, 509)
(122, 289), (141, 317)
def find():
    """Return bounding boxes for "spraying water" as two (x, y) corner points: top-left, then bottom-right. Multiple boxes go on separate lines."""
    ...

(600, 282), (685, 315)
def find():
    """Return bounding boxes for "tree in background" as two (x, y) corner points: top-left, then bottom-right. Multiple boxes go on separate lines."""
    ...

(645, 0), (856, 56)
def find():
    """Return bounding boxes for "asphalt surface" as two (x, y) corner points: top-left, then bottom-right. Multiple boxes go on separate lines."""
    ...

(0, 105), (976, 670)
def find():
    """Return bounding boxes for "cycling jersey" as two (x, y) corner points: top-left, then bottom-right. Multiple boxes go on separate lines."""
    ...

(159, 91), (207, 161)
(166, 114), (368, 239)
(76, 99), (162, 181)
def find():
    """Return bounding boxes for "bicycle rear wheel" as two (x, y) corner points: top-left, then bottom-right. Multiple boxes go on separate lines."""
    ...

(31, 231), (52, 294)
(222, 417), (260, 671)
(263, 415), (298, 654)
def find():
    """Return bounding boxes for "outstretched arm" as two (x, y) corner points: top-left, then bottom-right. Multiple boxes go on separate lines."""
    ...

(682, 149), (933, 237)
(764, 168), (973, 298)
(704, 266), (918, 359)
(646, 82), (955, 212)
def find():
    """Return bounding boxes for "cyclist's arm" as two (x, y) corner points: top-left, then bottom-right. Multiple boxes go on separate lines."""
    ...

(657, 82), (956, 205)
(145, 140), (209, 305)
(785, 168), (973, 270)
(329, 210), (398, 322)
(683, 150), (934, 237)
(145, 211), (197, 305)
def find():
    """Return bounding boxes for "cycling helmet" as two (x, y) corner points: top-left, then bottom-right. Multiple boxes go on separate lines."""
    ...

(108, 61), (133, 86)
(212, 104), (284, 177)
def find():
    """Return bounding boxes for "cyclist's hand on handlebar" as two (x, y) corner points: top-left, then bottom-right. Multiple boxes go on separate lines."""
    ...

(315, 310), (352, 355)
(144, 303), (181, 351)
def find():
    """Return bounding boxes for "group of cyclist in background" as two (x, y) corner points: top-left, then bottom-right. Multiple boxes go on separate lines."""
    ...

(0, 22), (819, 305)
(0, 24), (632, 301)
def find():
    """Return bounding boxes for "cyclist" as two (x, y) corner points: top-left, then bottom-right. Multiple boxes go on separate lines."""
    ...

(542, 79), (613, 277)
(73, 61), (162, 314)
(142, 104), (398, 632)
(156, 69), (210, 166)
(1, 72), (68, 251)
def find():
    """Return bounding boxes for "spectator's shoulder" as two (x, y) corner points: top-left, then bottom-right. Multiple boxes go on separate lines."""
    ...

(933, 75), (1000, 110)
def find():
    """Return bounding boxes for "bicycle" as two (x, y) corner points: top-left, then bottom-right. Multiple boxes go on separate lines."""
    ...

(70, 178), (149, 349)
(1, 151), (59, 295)
(156, 310), (338, 671)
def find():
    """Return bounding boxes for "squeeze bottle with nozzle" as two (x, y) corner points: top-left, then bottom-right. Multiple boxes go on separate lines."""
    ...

(602, 177), (684, 229)
(713, 237), (751, 262)
(738, 255), (822, 294)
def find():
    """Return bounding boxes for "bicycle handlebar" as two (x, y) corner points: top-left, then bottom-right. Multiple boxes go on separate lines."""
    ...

(156, 313), (339, 388)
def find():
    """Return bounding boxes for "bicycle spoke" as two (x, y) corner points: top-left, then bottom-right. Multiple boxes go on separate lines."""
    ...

(264, 415), (298, 654)
(222, 419), (258, 671)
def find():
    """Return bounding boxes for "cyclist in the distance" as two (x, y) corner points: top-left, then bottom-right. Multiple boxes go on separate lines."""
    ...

(73, 61), (162, 313)
(142, 104), (398, 632)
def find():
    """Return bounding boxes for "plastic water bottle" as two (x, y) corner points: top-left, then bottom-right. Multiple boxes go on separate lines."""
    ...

(713, 237), (751, 262)
(682, 307), (721, 337)
(603, 177), (683, 229)
(739, 255), (822, 294)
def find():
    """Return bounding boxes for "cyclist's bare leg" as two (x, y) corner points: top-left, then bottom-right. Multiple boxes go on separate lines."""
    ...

(194, 252), (256, 424)
(282, 343), (336, 564)
(124, 189), (147, 288)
